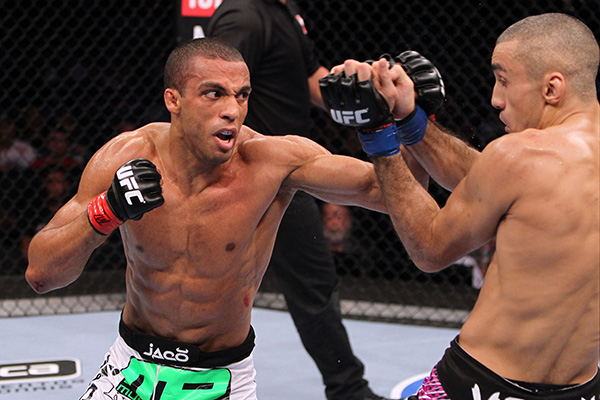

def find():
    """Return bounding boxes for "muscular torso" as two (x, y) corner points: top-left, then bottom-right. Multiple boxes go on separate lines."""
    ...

(117, 124), (296, 351)
(460, 120), (600, 385)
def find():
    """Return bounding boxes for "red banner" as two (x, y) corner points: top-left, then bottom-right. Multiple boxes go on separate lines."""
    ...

(181, 0), (222, 17)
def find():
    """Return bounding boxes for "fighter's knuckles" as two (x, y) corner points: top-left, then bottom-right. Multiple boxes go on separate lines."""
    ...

(340, 59), (363, 77)
(330, 64), (345, 76)
(355, 63), (374, 82)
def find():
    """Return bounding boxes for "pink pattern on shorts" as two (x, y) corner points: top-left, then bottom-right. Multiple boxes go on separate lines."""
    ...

(415, 367), (450, 399)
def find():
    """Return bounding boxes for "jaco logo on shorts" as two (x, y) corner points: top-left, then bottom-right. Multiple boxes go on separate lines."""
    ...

(181, 0), (223, 17)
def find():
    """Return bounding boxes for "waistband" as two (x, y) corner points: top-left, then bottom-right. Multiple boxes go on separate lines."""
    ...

(437, 336), (599, 399)
(119, 317), (255, 369)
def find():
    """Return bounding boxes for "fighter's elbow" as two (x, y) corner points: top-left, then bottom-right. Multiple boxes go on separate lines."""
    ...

(25, 266), (53, 294)
(411, 253), (450, 274)
(415, 260), (448, 274)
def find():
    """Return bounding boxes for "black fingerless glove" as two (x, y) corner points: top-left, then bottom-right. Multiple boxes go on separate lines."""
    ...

(396, 50), (445, 117)
(88, 158), (164, 235)
(319, 73), (400, 157)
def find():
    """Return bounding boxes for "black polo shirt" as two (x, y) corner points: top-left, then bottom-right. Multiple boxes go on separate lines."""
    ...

(206, 0), (321, 137)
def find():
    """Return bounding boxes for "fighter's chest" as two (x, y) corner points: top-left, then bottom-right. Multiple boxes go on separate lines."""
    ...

(128, 177), (280, 258)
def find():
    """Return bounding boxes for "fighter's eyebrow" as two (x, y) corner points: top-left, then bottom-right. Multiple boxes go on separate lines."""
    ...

(199, 81), (227, 92)
(199, 82), (252, 95)
(238, 85), (252, 94)
(491, 63), (506, 73)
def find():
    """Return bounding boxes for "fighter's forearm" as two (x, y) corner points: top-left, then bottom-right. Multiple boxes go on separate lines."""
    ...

(373, 153), (451, 272)
(26, 211), (105, 294)
(405, 120), (479, 192)
(401, 145), (430, 190)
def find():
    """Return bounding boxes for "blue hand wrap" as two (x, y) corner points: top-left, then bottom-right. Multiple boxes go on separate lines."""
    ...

(357, 123), (400, 157)
(396, 105), (428, 145)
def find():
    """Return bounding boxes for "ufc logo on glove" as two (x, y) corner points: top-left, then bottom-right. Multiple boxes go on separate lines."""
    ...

(330, 109), (371, 125)
(116, 164), (146, 206)
(87, 158), (164, 235)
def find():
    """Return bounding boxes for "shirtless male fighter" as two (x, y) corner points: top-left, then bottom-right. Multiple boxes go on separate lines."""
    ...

(321, 12), (599, 400)
(26, 34), (439, 399)
(24, 37), (404, 400)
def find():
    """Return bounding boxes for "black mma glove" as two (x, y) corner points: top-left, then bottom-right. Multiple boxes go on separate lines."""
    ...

(319, 72), (400, 157)
(88, 158), (164, 235)
(362, 51), (445, 117)
(395, 50), (445, 117)
(320, 51), (445, 154)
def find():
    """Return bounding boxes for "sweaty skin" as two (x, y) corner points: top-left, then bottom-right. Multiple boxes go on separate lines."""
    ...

(333, 43), (599, 386)
(457, 41), (600, 384)
(455, 121), (599, 385)
(26, 57), (387, 352)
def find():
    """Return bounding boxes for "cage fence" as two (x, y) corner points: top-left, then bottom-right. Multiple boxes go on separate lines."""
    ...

(1, 0), (598, 327)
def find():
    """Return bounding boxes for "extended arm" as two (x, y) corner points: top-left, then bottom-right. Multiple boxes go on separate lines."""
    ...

(283, 132), (432, 213)
(320, 54), (511, 270)
(280, 135), (386, 212)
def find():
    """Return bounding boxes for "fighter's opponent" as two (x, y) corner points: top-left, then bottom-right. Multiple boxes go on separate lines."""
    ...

(320, 12), (599, 400)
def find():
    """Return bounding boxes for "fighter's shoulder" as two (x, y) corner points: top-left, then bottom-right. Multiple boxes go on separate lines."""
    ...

(83, 123), (166, 182)
(478, 128), (564, 181)
(479, 129), (540, 160)
(97, 123), (165, 162)
(239, 126), (329, 164)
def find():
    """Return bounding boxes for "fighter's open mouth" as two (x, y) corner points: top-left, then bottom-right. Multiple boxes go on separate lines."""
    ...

(216, 130), (234, 142)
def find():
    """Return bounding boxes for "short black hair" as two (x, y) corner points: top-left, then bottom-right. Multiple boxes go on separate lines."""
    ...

(164, 37), (245, 92)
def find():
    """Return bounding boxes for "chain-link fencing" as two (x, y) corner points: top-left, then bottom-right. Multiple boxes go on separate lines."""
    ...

(1, 0), (598, 327)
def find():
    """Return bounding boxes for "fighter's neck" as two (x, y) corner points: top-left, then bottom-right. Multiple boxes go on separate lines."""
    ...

(159, 131), (236, 195)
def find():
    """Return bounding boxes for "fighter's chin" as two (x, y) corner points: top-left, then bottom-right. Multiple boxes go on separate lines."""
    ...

(205, 145), (234, 165)
(211, 150), (234, 164)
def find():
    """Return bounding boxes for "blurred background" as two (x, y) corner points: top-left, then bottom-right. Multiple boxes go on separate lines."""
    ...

(0, 0), (598, 327)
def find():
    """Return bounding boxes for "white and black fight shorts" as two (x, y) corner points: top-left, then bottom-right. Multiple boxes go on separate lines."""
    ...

(80, 317), (257, 400)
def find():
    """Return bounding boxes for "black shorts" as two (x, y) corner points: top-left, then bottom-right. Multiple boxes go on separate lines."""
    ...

(421, 336), (600, 400)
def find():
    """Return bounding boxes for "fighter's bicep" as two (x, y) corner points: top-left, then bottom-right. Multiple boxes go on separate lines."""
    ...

(39, 194), (90, 234)
(288, 154), (371, 195)
(433, 144), (516, 254)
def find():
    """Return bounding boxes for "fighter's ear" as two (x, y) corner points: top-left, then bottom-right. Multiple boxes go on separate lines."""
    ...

(164, 88), (181, 114)
(543, 71), (565, 105)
